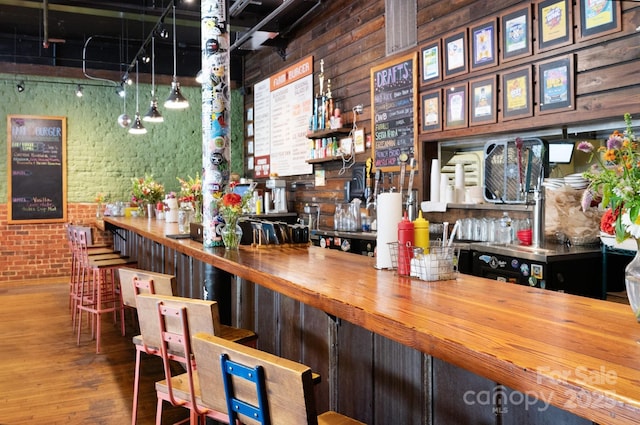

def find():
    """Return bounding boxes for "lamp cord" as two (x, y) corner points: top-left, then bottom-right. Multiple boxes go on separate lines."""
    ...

(172, 4), (177, 82)
(135, 60), (140, 113)
(151, 36), (156, 97)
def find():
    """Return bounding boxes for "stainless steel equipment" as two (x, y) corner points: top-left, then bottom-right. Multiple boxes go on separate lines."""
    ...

(266, 178), (287, 212)
(483, 138), (547, 204)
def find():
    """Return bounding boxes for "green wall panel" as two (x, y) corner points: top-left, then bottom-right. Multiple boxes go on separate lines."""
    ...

(0, 74), (203, 204)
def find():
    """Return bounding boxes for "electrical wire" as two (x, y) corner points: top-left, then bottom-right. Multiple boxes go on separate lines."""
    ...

(337, 106), (360, 175)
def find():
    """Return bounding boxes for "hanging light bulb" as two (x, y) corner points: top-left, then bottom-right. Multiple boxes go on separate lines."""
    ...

(129, 60), (147, 135)
(143, 36), (164, 123)
(165, 4), (189, 109)
(75, 84), (83, 97)
(117, 85), (131, 128)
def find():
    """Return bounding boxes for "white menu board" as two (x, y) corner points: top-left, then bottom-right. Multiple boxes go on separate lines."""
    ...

(253, 56), (313, 177)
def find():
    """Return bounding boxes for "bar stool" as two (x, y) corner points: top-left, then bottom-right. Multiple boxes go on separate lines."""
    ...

(65, 224), (122, 313)
(192, 333), (366, 425)
(120, 269), (257, 425)
(135, 294), (236, 425)
(74, 230), (137, 353)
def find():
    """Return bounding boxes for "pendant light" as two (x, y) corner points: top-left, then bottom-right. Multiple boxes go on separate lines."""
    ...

(164, 4), (189, 109)
(143, 35), (164, 122)
(129, 60), (147, 135)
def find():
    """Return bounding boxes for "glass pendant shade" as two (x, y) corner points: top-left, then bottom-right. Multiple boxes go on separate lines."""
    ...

(165, 81), (189, 109)
(129, 112), (147, 135)
(143, 98), (164, 122)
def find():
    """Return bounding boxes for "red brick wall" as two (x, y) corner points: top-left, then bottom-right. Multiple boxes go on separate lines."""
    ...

(0, 203), (110, 283)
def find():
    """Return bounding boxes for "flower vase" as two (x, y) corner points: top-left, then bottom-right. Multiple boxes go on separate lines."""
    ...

(146, 203), (155, 219)
(625, 239), (640, 322)
(96, 202), (103, 219)
(192, 201), (203, 223)
(217, 219), (243, 249)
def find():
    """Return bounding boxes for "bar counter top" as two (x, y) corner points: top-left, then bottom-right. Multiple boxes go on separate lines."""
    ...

(103, 216), (640, 424)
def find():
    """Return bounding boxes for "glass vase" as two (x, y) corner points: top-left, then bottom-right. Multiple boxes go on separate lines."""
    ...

(217, 218), (242, 249)
(625, 238), (640, 322)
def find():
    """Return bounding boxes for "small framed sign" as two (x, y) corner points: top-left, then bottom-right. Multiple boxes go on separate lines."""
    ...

(444, 83), (468, 130)
(577, 0), (621, 41)
(470, 18), (498, 71)
(501, 66), (533, 121)
(443, 30), (468, 79)
(421, 39), (442, 85)
(469, 76), (497, 126)
(500, 5), (532, 62)
(537, 54), (575, 114)
(421, 89), (442, 133)
(537, 0), (573, 52)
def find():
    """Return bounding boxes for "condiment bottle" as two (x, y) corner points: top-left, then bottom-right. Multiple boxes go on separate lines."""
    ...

(397, 211), (415, 276)
(413, 210), (430, 253)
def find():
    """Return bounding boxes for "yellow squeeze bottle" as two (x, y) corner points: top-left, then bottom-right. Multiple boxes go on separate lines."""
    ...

(413, 210), (430, 253)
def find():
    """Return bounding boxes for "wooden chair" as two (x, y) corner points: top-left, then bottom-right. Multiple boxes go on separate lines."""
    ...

(192, 332), (366, 425)
(74, 230), (137, 353)
(135, 294), (232, 425)
(119, 267), (258, 425)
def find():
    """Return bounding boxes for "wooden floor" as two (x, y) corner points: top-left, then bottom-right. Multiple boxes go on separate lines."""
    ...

(0, 280), (191, 425)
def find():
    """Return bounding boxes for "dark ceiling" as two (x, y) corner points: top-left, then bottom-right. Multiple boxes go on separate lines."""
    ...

(0, 0), (321, 84)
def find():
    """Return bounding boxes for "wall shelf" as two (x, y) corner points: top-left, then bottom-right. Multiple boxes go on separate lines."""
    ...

(306, 128), (351, 139)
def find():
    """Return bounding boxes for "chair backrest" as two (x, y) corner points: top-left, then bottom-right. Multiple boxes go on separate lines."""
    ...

(135, 294), (222, 355)
(192, 332), (318, 425)
(118, 267), (176, 308)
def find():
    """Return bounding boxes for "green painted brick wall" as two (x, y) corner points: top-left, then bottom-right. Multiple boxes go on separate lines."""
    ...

(1, 74), (244, 204)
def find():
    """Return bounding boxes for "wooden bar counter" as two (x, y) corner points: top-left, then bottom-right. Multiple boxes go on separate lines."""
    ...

(103, 216), (640, 424)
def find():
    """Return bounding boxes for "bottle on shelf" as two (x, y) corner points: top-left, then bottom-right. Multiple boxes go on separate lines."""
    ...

(498, 212), (512, 244)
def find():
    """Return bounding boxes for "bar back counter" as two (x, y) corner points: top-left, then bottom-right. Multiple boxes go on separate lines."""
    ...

(104, 216), (640, 425)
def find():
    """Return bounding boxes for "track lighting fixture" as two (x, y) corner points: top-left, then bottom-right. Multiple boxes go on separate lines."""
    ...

(16, 81), (25, 93)
(140, 51), (150, 64)
(116, 84), (126, 97)
(75, 84), (83, 97)
(165, 4), (189, 109)
(156, 20), (170, 39)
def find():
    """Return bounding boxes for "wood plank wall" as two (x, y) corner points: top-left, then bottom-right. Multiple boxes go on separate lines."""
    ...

(242, 0), (640, 227)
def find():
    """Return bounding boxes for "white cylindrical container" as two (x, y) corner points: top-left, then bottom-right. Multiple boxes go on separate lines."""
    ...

(430, 159), (440, 203)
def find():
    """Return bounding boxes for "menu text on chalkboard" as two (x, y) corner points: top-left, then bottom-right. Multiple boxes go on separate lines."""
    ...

(8, 115), (67, 223)
(370, 52), (418, 170)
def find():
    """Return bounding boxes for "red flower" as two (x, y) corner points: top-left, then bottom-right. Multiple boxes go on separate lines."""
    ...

(600, 208), (619, 235)
(221, 192), (242, 208)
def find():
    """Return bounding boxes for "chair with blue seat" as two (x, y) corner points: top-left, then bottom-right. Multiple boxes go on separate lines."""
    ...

(192, 332), (366, 425)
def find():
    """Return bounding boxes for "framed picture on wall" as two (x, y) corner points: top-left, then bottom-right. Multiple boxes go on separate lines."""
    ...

(501, 66), (533, 121)
(421, 89), (442, 133)
(469, 76), (497, 126)
(537, 0), (573, 52)
(470, 18), (498, 71)
(537, 54), (575, 114)
(421, 39), (442, 84)
(443, 30), (468, 78)
(577, 0), (621, 41)
(500, 5), (532, 62)
(444, 83), (468, 129)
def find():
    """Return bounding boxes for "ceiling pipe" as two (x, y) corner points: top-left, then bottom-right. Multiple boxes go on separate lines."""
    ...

(230, 0), (306, 52)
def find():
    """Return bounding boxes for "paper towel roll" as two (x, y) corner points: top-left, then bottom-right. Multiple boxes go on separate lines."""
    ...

(430, 159), (440, 203)
(376, 192), (403, 269)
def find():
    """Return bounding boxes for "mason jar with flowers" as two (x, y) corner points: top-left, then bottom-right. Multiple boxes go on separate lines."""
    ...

(131, 174), (165, 217)
(577, 113), (640, 320)
(211, 181), (253, 249)
(177, 173), (203, 223)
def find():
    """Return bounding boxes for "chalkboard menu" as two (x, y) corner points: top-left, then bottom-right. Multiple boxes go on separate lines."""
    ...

(7, 115), (67, 223)
(370, 52), (418, 170)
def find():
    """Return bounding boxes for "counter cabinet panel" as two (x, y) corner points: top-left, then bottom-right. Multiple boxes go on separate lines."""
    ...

(104, 217), (640, 425)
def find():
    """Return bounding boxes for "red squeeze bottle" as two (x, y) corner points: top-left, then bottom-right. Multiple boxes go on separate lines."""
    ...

(397, 211), (415, 276)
